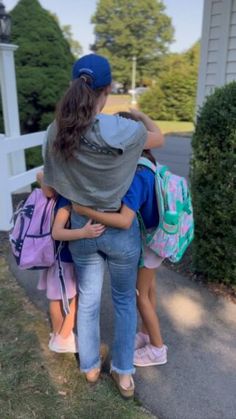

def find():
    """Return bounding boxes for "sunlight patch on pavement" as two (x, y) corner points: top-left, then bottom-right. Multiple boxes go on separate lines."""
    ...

(161, 292), (206, 330)
(217, 301), (236, 326)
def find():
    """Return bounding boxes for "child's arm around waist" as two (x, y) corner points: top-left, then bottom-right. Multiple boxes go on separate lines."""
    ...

(72, 204), (136, 230)
(52, 206), (106, 241)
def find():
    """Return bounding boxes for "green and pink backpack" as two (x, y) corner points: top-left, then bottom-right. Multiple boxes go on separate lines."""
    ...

(138, 157), (194, 263)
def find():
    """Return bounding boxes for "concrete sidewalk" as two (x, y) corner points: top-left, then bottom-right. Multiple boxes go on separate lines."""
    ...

(9, 254), (236, 419)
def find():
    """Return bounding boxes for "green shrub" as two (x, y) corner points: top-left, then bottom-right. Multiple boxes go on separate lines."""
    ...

(139, 43), (199, 121)
(7, 0), (74, 169)
(191, 82), (236, 285)
(10, 0), (74, 134)
(139, 69), (197, 121)
(25, 146), (43, 170)
(138, 85), (166, 120)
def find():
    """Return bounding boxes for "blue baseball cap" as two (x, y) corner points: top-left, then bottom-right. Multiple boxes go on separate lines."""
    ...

(72, 54), (112, 90)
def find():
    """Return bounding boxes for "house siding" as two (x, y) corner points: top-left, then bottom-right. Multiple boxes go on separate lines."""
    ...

(197, 0), (236, 108)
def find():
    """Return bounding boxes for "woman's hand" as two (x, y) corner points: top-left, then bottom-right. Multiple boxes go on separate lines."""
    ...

(81, 219), (106, 238)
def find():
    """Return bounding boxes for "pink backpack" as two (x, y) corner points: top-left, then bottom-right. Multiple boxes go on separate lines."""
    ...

(9, 188), (56, 269)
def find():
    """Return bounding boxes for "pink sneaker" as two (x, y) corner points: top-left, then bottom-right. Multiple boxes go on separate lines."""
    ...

(49, 332), (78, 353)
(134, 344), (168, 367)
(134, 332), (150, 350)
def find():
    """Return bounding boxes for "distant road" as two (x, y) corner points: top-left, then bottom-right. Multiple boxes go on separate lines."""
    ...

(152, 135), (192, 178)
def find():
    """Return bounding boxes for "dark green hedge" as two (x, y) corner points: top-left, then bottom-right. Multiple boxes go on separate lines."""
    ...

(8, 0), (74, 169)
(191, 82), (236, 285)
(10, 0), (74, 134)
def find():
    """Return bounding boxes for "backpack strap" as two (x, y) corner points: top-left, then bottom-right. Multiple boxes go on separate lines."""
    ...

(159, 165), (169, 178)
(138, 157), (156, 172)
(138, 157), (170, 179)
(138, 156), (165, 222)
(56, 242), (70, 315)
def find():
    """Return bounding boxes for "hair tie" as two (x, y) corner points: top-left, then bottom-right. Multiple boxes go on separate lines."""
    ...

(79, 74), (92, 86)
(79, 75), (87, 82)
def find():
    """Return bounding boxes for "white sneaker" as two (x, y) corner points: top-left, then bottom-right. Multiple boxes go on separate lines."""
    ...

(48, 333), (55, 348)
(49, 332), (78, 353)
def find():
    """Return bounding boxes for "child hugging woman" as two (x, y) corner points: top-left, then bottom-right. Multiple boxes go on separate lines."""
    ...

(36, 171), (105, 353)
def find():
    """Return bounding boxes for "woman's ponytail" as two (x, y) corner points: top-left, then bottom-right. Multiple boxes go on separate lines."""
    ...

(53, 76), (103, 160)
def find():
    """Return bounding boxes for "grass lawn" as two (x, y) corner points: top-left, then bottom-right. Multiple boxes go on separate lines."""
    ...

(154, 121), (193, 135)
(103, 95), (194, 135)
(0, 255), (154, 419)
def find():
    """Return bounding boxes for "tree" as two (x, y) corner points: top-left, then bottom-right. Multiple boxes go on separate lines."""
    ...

(139, 42), (200, 121)
(158, 41), (200, 78)
(91, 0), (174, 89)
(10, 0), (74, 134)
(49, 12), (83, 59)
(62, 24), (83, 58)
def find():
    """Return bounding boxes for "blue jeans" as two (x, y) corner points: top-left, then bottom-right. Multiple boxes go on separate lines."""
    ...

(69, 211), (141, 374)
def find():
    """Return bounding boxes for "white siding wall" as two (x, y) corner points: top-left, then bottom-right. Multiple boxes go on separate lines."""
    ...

(197, 0), (236, 108)
(226, 0), (236, 82)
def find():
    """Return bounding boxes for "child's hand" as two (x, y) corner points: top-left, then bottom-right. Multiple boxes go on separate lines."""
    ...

(82, 219), (105, 238)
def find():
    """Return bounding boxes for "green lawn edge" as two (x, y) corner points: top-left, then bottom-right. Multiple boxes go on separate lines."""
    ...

(0, 255), (156, 419)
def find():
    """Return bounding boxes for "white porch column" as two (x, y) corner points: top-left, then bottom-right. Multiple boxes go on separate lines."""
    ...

(0, 134), (13, 230)
(0, 43), (27, 178)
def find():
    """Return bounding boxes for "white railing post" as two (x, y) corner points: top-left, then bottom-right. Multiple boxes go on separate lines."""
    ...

(0, 131), (45, 231)
(0, 135), (13, 231)
(0, 43), (28, 191)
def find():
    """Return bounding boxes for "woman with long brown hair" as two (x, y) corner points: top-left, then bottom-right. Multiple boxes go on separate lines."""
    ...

(43, 54), (164, 398)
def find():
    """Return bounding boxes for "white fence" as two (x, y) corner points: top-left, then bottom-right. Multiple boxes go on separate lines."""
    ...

(0, 131), (45, 231)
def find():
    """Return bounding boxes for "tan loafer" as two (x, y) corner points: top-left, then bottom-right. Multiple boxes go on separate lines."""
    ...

(86, 367), (100, 384)
(85, 343), (109, 384)
(111, 371), (135, 399)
